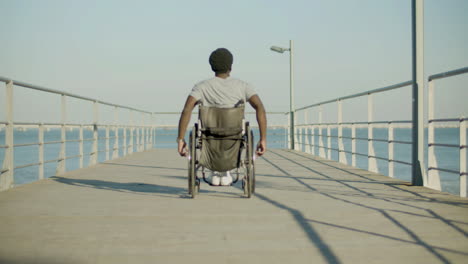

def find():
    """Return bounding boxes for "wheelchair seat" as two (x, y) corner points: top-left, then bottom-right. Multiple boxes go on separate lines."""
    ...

(198, 104), (245, 172)
(187, 102), (256, 198)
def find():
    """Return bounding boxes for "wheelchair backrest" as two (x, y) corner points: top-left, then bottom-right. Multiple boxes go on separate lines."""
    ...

(198, 104), (245, 137)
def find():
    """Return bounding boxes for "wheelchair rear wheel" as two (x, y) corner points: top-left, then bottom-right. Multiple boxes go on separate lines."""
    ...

(244, 123), (254, 198)
(188, 125), (198, 198)
(251, 129), (256, 194)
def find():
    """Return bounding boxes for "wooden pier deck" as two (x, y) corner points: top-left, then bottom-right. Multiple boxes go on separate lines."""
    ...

(0, 149), (467, 264)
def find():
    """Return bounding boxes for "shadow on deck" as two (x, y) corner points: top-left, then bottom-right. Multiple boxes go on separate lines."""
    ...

(0, 148), (467, 264)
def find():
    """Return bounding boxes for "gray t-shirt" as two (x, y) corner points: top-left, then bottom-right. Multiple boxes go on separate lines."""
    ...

(189, 77), (256, 108)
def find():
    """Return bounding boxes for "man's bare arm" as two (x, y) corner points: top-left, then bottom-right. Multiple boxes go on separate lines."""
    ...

(248, 95), (267, 156)
(177, 96), (198, 156)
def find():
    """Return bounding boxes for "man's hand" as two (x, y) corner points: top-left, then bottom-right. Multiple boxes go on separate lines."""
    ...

(256, 139), (266, 156)
(178, 139), (188, 157)
(177, 96), (198, 157)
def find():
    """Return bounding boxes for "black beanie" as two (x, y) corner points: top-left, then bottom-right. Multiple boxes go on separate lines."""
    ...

(209, 48), (233, 73)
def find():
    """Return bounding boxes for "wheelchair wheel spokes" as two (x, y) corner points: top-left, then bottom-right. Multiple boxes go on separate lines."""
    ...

(251, 130), (256, 194)
(188, 126), (198, 198)
(244, 122), (253, 198)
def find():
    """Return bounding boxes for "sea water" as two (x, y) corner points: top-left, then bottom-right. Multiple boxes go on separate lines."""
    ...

(0, 127), (465, 196)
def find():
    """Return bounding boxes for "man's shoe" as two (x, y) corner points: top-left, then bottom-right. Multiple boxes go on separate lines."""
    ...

(211, 172), (221, 186)
(220, 171), (233, 186)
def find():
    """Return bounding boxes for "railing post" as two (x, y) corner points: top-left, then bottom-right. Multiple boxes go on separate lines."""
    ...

(338, 100), (347, 164)
(388, 122), (394, 178)
(142, 113), (146, 151)
(150, 113), (154, 149)
(136, 124), (140, 152)
(352, 123), (356, 167)
(56, 95), (67, 175)
(287, 113), (291, 149)
(129, 111), (134, 154)
(327, 125), (331, 159)
(368, 93), (379, 173)
(311, 124), (315, 156)
(1, 80), (14, 190)
(146, 115), (149, 150)
(304, 110), (310, 154)
(105, 125), (110, 161)
(318, 105), (325, 158)
(427, 80), (441, 190)
(297, 127), (302, 152)
(460, 117), (467, 197)
(79, 125), (83, 169)
(113, 107), (119, 159)
(38, 124), (44, 180)
(294, 115), (299, 151)
(90, 101), (99, 165)
(123, 126), (127, 156)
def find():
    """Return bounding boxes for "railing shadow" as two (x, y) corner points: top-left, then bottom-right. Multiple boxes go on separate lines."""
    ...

(52, 176), (190, 198)
(254, 192), (342, 264)
(104, 162), (186, 171)
(263, 149), (468, 262)
(285, 150), (468, 207)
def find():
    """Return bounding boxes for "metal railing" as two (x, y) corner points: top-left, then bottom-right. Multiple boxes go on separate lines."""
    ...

(427, 66), (468, 197)
(0, 77), (155, 191)
(152, 111), (289, 148)
(291, 66), (468, 197)
(293, 81), (413, 177)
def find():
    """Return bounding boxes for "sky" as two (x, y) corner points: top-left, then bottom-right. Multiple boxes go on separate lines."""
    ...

(0, 0), (467, 125)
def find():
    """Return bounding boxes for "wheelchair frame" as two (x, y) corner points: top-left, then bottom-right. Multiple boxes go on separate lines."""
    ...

(188, 120), (255, 198)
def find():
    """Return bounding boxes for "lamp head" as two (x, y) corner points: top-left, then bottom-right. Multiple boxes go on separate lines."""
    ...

(270, 46), (287, 53)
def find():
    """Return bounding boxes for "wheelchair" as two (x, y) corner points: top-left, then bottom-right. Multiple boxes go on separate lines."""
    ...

(187, 103), (256, 198)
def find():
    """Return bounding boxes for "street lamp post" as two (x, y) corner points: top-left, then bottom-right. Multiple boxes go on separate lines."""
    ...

(271, 40), (294, 150)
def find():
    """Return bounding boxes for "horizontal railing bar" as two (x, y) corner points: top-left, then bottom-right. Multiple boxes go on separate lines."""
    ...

(428, 66), (468, 81)
(341, 120), (412, 125)
(387, 120), (413, 124)
(370, 138), (388, 143)
(389, 140), (412, 145)
(340, 149), (354, 154)
(12, 122), (93, 126)
(65, 155), (82, 160)
(0, 76), (152, 114)
(1, 168), (8, 174)
(354, 152), (368, 157)
(296, 80), (412, 111)
(43, 141), (62, 145)
(44, 158), (60, 164)
(368, 155), (389, 161)
(428, 143), (460, 148)
(66, 139), (82, 143)
(15, 162), (41, 170)
(391, 159), (412, 166)
(14, 142), (38, 147)
(429, 118), (468, 123)
(0, 145), (8, 148)
(0, 122), (159, 128)
(428, 167), (460, 175)
(297, 121), (413, 126)
(297, 123), (337, 126)
(354, 137), (369, 141)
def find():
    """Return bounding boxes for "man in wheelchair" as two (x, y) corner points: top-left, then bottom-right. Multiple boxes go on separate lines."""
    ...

(177, 48), (267, 192)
